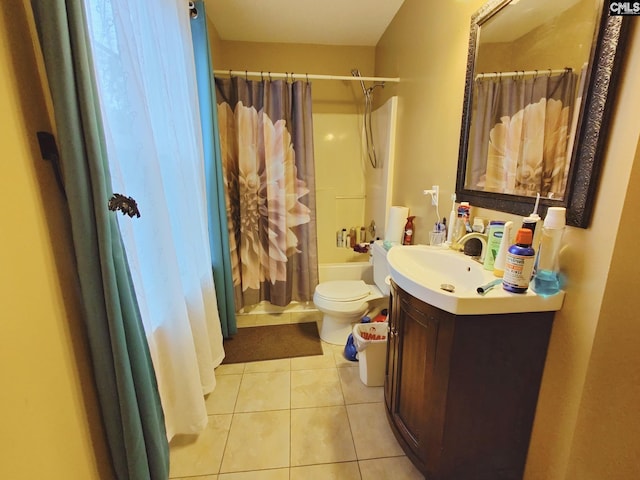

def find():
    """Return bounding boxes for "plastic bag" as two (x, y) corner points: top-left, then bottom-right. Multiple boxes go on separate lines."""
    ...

(352, 322), (388, 352)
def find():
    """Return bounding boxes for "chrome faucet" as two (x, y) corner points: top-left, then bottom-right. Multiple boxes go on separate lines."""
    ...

(453, 232), (487, 262)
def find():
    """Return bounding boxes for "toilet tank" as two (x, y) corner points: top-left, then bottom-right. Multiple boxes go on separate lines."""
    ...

(371, 241), (391, 296)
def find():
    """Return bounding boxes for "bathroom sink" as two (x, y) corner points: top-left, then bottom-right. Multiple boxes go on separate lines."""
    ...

(386, 245), (564, 315)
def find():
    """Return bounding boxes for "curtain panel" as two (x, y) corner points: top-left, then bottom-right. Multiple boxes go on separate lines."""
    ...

(30, 0), (169, 478)
(190, 0), (238, 337)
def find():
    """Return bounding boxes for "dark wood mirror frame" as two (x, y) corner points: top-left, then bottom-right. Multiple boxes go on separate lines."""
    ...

(456, 0), (629, 228)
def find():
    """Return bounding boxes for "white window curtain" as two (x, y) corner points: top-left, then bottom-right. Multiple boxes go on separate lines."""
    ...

(84, 0), (225, 439)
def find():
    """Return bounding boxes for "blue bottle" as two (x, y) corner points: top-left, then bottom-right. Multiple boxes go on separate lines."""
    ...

(502, 228), (536, 294)
(532, 207), (566, 297)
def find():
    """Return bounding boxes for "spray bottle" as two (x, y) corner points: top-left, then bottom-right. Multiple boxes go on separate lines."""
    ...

(403, 216), (416, 245)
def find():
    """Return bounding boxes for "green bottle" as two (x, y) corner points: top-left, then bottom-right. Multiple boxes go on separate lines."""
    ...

(483, 220), (505, 271)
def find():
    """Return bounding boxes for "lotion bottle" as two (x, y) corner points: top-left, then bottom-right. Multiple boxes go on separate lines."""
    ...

(483, 220), (505, 271)
(493, 221), (513, 278)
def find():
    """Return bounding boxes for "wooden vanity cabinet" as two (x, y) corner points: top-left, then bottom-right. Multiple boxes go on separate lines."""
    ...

(385, 281), (554, 480)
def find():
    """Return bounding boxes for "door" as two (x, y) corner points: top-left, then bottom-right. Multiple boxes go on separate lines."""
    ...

(387, 284), (439, 460)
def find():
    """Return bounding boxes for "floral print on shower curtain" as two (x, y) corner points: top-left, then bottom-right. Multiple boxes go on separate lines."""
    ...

(215, 77), (319, 310)
(465, 71), (577, 199)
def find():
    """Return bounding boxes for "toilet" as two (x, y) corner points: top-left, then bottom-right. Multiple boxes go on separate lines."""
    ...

(313, 241), (391, 345)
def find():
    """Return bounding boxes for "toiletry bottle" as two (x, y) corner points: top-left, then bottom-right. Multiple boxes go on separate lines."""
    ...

(462, 203), (472, 233)
(522, 193), (542, 253)
(337, 230), (343, 247)
(532, 207), (566, 297)
(483, 220), (505, 271)
(493, 221), (513, 277)
(472, 217), (485, 233)
(503, 228), (536, 294)
(446, 195), (456, 244)
(341, 228), (347, 247)
(453, 202), (470, 242)
(403, 216), (416, 245)
(522, 215), (542, 252)
(522, 193), (542, 258)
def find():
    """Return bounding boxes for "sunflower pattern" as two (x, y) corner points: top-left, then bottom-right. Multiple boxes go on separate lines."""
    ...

(217, 101), (311, 294)
(484, 97), (571, 198)
(469, 72), (577, 200)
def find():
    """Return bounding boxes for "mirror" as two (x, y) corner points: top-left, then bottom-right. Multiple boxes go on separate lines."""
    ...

(456, 0), (628, 227)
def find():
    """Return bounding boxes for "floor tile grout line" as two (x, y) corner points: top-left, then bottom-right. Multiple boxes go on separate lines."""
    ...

(216, 360), (245, 476)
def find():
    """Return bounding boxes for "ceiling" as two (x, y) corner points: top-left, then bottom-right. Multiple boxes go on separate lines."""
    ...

(204, 0), (406, 46)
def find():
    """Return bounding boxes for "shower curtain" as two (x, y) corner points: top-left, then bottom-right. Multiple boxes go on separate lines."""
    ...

(215, 77), (319, 310)
(466, 71), (577, 199)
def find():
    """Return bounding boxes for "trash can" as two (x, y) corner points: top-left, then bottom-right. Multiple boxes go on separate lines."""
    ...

(352, 322), (388, 387)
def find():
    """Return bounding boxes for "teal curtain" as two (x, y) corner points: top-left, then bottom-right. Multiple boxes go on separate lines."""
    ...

(30, 1), (169, 479)
(190, 0), (237, 337)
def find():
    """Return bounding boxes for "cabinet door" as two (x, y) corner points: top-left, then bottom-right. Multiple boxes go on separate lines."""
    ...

(385, 283), (400, 412)
(390, 288), (439, 460)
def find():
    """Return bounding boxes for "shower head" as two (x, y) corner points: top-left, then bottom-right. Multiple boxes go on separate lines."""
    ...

(351, 68), (368, 98)
(366, 83), (385, 95)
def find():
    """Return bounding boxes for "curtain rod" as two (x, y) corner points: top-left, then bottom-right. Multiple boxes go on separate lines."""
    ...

(475, 68), (572, 80)
(213, 69), (400, 83)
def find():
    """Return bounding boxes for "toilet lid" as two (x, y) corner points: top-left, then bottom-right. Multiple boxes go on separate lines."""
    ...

(315, 280), (370, 302)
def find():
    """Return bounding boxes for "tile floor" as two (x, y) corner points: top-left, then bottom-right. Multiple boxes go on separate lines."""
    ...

(168, 313), (424, 480)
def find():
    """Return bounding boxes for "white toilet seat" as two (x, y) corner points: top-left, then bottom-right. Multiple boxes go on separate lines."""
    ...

(313, 280), (383, 315)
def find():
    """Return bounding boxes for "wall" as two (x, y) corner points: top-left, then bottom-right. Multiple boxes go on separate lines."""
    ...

(565, 123), (640, 480)
(376, 1), (640, 479)
(0, 2), (111, 479)
(477, 0), (597, 72)
(375, 0), (485, 245)
(213, 38), (375, 114)
(313, 112), (369, 263)
(563, 19), (640, 479)
(208, 28), (377, 263)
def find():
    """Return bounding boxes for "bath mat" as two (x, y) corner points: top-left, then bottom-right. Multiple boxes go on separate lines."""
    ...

(222, 322), (323, 364)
